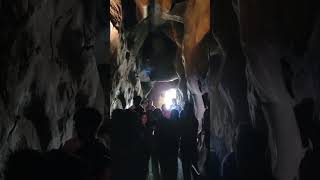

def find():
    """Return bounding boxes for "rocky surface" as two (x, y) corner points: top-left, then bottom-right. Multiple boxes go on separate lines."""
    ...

(1, 0), (319, 179)
(109, 0), (142, 111)
(209, 1), (320, 179)
(109, 0), (189, 112)
(112, 0), (320, 179)
(0, 0), (109, 177)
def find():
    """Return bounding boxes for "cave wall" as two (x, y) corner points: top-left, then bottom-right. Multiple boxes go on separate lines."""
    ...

(109, 0), (187, 112)
(110, 0), (142, 111)
(110, 34), (143, 110)
(209, 1), (320, 179)
(110, 0), (320, 179)
(0, 0), (109, 176)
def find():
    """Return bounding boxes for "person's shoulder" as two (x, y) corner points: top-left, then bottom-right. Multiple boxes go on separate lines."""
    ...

(91, 138), (110, 154)
(62, 137), (81, 153)
(179, 110), (185, 117)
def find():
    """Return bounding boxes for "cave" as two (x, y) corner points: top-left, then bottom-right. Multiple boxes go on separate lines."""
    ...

(1, 0), (320, 180)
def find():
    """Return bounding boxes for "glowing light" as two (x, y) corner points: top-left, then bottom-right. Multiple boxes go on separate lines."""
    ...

(164, 88), (177, 110)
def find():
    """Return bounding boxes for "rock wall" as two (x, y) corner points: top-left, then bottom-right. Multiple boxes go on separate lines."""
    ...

(110, 0), (146, 111)
(109, 0), (186, 112)
(110, 32), (143, 110)
(0, 0), (109, 177)
(107, 1), (320, 179)
(209, 1), (320, 179)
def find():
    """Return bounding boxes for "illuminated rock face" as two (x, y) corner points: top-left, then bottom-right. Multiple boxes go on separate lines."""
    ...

(0, 0), (318, 179)
(110, 0), (185, 112)
(110, 0), (143, 111)
(182, 0), (210, 130)
(4, 0), (315, 179)
(209, 1), (320, 179)
(0, 0), (109, 176)
(1, 0), (317, 179)
(181, 1), (320, 179)
(238, 1), (319, 179)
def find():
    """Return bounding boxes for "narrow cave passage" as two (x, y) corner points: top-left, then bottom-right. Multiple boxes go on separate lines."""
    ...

(1, 0), (320, 180)
(110, 0), (320, 179)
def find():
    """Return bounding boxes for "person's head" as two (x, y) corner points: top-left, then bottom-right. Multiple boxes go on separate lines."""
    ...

(133, 96), (142, 106)
(161, 104), (166, 111)
(163, 110), (171, 119)
(153, 108), (163, 121)
(170, 109), (179, 120)
(141, 112), (148, 126)
(147, 99), (153, 106)
(172, 98), (177, 105)
(146, 110), (153, 120)
(141, 98), (148, 107)
(74, 107), (103, 140)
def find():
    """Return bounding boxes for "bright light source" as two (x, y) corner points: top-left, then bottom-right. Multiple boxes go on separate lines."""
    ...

(164, 88), (177, 110)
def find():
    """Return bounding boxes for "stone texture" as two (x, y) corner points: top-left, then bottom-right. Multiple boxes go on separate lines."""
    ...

(0, 0), (109, 177)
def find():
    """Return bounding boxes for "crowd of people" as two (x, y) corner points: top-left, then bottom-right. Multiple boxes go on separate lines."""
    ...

(3, 96), (201, 180)
(5, 93), (320, 180)
(6, 96), (317, 180)
(4, 108), (111, 180)
(112, 96), (199, 180)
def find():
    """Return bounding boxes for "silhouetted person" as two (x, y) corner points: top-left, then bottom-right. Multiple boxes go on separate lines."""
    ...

(62, 107), (110, 180)
(161, 104), (171, 119)
(158, 109), (179, 180)
(170, 98), (182, 112)
(111, 109), (131, 180)
(4, 149), (47, 180)
(180, 102), (198, 180)
(294, 98), (320, 149)
(299, 148), (320, 180)
(161, 104), (167, 112)
(150, 108), (162, 180)
(125, 109), (147, 180)
(199, 105), (210, 178)
(130, 96), (145, 115)
(45, 149), (90, 180)
(135, 112), (153, 180)
(4, 149), (89, 180)
(146, 99), (156, 111)
(236, 125), (271, 180)
(142, 98), (148, 110)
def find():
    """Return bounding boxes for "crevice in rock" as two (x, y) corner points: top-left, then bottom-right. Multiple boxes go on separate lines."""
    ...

(23, 81), (51, 151)
(280, 57), (295, 99)
(6, 117), (19, 142)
